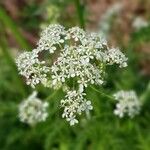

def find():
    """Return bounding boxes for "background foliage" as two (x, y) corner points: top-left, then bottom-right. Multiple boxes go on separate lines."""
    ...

(0, 0), (150, 149)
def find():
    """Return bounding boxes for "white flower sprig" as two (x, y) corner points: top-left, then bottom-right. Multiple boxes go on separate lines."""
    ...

(16, 50), (50, 88)
(18, 91), (49, 126)
(16, 24), (128, 125)
(113, 90), (140, 118)
(61, 90), (93, 126)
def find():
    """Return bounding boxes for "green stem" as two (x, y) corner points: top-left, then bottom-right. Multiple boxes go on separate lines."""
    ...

(74, 0), (85, 29)
(90, 86), (114, 101)
(45, 89), (61, 101)
(140, 82), (150, 104)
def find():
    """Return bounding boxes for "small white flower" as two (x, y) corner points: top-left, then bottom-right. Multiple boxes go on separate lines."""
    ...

(67, 117), (79, 126)
(65, 27), (86, 42)
(79, 100), (93, 112)
(79, 84), (84, 93)
(18, 91), (49, 125)
(113, 90), (140, 118)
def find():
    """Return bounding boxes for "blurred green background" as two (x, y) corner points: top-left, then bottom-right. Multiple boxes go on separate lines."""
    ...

(0, 0), (150, 149)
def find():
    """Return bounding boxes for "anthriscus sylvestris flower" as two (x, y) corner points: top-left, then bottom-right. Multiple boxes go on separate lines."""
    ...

(61, 90), (93, 126)
(113, 90), (140, 118)
(16, 24), (128, 125)
(18, 91), (48, 125)
(16, 50), (50, 88)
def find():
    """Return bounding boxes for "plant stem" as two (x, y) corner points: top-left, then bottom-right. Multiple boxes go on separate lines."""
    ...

(90, 86), (114, 101)
(74, 0), (85, 29)
(140, 82), (150, 103)
(45, 89), (61, 101)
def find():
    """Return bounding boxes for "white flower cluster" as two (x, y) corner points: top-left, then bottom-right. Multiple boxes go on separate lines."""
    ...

(51, 45), (104, 92)
(113, 90), (140, 118)
(105, 48), (127, 68)
(18, 91), (49, 125)
(16, 24), (128, 125)
(16, 50), (50, 88)
(132, 17), (149, 31)
(61, 90), (93, 126)
(38, 24), (66, 53)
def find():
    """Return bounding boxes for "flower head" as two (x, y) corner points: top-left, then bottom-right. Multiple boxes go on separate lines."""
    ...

(38, 24), (66, 53)
(16, 24), (128, 125)
(16, 50), (50, 88)
(61, 90), (93, 126)
(113, 90), (140, 118)
(105, 47), (128, 68)
(18, 91), (49, 125)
